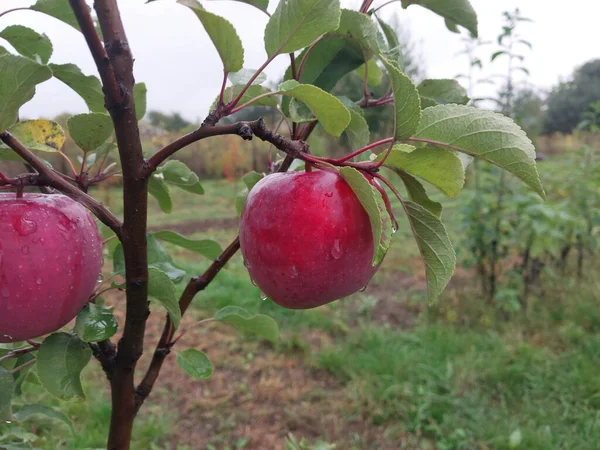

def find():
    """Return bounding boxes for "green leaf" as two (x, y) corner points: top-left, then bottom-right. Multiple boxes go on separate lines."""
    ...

(74, 304), (118, 343)
(397, 172), (442, 218)
(154, 230), (222, 260)
(236, 171), (265, 215)
(228, 69), (266, 86)
(0, 368), (14, 421)
(37, 333), (91, 401)
(354, 59), (383, 87)
(148, 268), (181, 329)
(14, 405), (74, 434)
(338, 96), (370, 150)
(381, 58), (421, 141)
(178, 0), (244, 73)
(401, 200), (455, 302)
(67, 113), (114, 152)
(0, 25), (53, 64)
(158, 160), (204, 195)
(264, 0), (341, 57)
(331, 9), (379, 58)
(376, 16), (399, 50)
(220, 85), (277, 109)
(12, 353), (35, 397)
(214, 306), (279, 343)
(286, 37), (364, 93)
(242, 171), (264, 190)
(6, 120), (65, 152)
(401, 0), (478, 37)
(289, 99), (315, 123)
(417, 79), (469, 108)
(279, 81), (350, 137)
(376, 144), (464, 197)
(0, 53), (52, 132)
(176, 349), (213, 379)
(31, 0), (82, 31)
(148, 174), (173, 214)
(134, 83), (147, 121)
(490, 50), (506, 62)
(412, 105), (545, 198)
(339, 167), (392, 265)
(444, 18), (460, 33)
(113, 234), (186, 283)
(376, 17), (405, 68)
(49, 63), (105, 113)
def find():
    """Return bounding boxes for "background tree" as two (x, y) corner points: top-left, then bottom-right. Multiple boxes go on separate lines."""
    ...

(543, 59), (600, 134)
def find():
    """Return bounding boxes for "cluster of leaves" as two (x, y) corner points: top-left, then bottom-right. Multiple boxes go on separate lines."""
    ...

(0, 0), (545, 444)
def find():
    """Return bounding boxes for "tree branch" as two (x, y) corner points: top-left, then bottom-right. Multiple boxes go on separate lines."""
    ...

(134, 237), (241, 411)
(0, 132), (122, 235)
(144, 118), (310, 176)
(78, 1), (148, 448)
(69, 0), (122, 108)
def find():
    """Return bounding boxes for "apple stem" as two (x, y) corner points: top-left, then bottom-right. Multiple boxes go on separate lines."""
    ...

(372, 140), (395, 168)
(305, 161), (313, 172)
(15, 187), (23, 199)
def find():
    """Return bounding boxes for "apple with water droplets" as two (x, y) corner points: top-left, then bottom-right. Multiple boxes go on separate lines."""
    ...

(239, 169), (391, 309)
(0, 193), (103, 342)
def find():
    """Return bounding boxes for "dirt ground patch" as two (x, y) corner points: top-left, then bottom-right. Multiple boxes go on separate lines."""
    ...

(104, 288), (422, 449)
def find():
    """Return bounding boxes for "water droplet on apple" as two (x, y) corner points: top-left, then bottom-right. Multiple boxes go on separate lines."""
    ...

(331, 239), (343, 259)
(359, 285), (368, 292)
(1, 287), (9, 297)
(36, 277), (42, 285)
(14, 217), (37, 236)
(260, 291), (268, 301)
(392, 218), (399, 234)
(289, 265), (299, 278)
(243, 259), (252, 269)
(5, 420), (11, 424)
(249, 277), (257, 287)
(21, 245), (30, 255)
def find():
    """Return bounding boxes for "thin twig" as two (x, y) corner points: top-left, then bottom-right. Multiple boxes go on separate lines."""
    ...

(0, 132), (122, 235)
(0, 345), (39, 364)
(0, 7), (29, 19)
(9, 359), (36, 375)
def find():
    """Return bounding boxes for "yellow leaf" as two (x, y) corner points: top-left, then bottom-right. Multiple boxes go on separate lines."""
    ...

(9, 119), (66, 152)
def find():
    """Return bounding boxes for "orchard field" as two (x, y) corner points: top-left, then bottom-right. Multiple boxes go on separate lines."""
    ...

(1, 0), (600, 449)
(4, 145), (598, 450)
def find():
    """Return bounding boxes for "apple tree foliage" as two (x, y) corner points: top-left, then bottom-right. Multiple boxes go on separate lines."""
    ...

(0, 0), (544, 447)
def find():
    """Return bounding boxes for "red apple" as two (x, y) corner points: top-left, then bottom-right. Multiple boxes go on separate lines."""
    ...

(0, 193), (103, 343)
(239, 169), (390, 309)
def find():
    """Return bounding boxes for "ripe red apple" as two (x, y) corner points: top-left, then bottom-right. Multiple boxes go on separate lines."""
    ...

(0, 193), (103, 343)
(239, 169), (391, 309)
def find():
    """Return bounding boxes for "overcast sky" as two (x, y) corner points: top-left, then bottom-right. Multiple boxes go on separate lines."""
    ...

(3, 0), (599, 122)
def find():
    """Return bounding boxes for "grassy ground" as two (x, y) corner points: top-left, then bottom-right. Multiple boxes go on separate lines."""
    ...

(4, 152), (600, 450)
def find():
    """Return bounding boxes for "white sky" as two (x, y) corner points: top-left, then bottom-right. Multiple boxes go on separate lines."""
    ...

(2, 0), (599, 122)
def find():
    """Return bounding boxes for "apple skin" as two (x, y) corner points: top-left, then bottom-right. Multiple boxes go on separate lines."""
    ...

(239, 169), (390, 309)
(0, 193), (103, 343)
